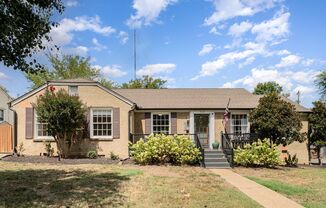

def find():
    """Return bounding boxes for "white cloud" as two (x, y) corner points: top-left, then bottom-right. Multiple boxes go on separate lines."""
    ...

(192, 43), (266, 80)
(204, 0), (281, 26)
(118, 31), (129, 44)
(222, 68), (319, 99)
(93, 65), (127, 78)
(126, 0), (177, 28)
(198, 44), (215, 56)
(136, 63), (176, 76)
(64, 46), (89, 56)
(302, 59), (315, 67)
(291, 70), (319, 84)
(293, 85), (315, 95)
(277, 49), (291, 56)
(239, 56), (255, 68)
(209, 26), (221, 35)
(49, 16), (116, 47)
(228, 21), (252, 37)
(0, 72), (7, 79)
(276, 54), (301, 68)
(66, 0), (78, 7)
(251, 10), (290, 43)
(92, 38), (107, 51)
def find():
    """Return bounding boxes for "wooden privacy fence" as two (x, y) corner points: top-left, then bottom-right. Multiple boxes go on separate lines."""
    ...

(0, 123), (13, 153)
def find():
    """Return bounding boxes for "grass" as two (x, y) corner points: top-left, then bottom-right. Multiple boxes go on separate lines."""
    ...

(0, 161), (261, 208)
(235, 166), (326, 208)
(246, 176), (308, 196)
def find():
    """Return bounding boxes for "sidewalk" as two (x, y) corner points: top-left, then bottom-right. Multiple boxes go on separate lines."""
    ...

(211, 169), (303, 208)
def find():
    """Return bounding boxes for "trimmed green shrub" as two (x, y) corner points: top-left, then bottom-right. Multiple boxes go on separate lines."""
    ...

(87, 150), (98, 159)
(110, 152), (119, 160)
(234, 139), (281, 167)
(129, 134), (202, 165)
(284, 153), (298, 167)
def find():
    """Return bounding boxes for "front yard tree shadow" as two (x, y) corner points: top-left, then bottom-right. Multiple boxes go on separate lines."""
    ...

(0, 169), (131, 207)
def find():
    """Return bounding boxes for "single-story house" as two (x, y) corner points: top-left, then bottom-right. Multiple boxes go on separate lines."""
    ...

(9, 79), (310, 166)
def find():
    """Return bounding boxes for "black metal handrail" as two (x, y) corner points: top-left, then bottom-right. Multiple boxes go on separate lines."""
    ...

(225, 133), (260, 149)
(194, 134), (205, 167)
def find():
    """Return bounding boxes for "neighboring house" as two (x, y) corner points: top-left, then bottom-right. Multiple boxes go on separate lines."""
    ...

(0, 86), (13, 125)
(0, 86), (14, 153)
(9, 79), (310, 165)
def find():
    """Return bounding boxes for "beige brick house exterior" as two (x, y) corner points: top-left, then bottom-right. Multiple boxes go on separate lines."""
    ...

(9, 79), (310, 163)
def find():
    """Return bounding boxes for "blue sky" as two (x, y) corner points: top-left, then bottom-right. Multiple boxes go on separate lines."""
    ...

(0, 0), (325, 107)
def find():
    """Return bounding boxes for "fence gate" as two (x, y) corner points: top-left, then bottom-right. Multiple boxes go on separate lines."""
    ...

(0, 123), (13, 153)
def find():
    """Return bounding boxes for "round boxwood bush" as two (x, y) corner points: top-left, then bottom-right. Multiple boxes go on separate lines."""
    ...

(129, 134), (202, 165)
(86, 150), (98, 159)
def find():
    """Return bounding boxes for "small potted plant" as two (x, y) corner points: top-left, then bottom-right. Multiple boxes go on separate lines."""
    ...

(212, 141), (220, 149)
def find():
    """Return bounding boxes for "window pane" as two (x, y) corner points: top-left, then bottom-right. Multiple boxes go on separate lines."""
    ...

(92, 109), (112, 137)
(152, 113), (170, 134)
(231, 114), (248, 134)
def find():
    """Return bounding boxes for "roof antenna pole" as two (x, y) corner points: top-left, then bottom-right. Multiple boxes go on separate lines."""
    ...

(133, 28), (137, 80)
(296, 90), (301, 104)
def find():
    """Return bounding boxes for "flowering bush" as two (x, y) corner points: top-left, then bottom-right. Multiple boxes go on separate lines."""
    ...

(129, 134), (201, 165)
(234, 139), (281, 167)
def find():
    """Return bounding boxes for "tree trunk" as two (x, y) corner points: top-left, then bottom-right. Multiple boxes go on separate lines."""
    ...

(317, 146), (321, 166)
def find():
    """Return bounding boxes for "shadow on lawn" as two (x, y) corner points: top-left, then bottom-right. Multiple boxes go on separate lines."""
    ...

(0, 169), (133, 208)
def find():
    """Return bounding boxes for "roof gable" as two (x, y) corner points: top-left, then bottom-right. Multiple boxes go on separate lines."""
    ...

(10, 79), (135, 107)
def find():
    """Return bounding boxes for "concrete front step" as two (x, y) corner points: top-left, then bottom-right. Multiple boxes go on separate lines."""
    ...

(205, 158), (228, 163)
(205, 162), (231, 168)
(205, 154), (225, 159)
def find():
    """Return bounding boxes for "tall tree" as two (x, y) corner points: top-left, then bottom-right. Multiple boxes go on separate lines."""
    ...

(315, 70), (326, 99)
(0, 0), (64, 72)
(308, 101), (326, 164)
(26, 55), (117, 89)
(253, 81), (283, 95)
(121, 75), (167, 89)
(34, 88), (86, 159)
(250, 93), (304, 146)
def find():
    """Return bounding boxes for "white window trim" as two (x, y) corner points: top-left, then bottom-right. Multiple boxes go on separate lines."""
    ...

(34, 111), (54, 141)
(151, 112), (171, 134)
(90, 108), (113, 139)
(230, 112), (250, 134)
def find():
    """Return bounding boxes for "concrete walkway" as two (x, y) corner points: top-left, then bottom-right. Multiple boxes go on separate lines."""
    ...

(210, 169), (303, 208)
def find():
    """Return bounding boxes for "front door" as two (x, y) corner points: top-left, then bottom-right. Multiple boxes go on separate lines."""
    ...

(194, 114), (209, 147)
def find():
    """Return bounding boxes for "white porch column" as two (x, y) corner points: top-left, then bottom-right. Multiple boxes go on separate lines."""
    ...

(189, 112), (194, 141)
(209, 112), (215, 149)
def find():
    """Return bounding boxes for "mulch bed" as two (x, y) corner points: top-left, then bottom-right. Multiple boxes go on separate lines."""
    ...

(1, 155), (135, 165)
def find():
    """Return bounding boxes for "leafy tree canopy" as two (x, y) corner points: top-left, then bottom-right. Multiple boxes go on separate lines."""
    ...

(121, 75), (167, 89)
(308, 101), (326, 147)
(315, 71), (326, 99)
(34, 88), (86, 158)
(26, 55), (167, 89)
(250, 92), (304, 146)
(0, 0), (64, 72)
(26, 55), (117, 89)
(253, 81), (283, 95)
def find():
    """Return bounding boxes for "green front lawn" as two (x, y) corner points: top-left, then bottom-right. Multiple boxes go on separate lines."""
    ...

(0, 161), (260, 208)
(235, 166), (326, 208)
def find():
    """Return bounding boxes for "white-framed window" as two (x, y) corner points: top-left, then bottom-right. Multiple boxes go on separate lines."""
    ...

(35, 114), (53, 140)
(90, 108), (113, 139)
(68, 86), (78, 96)
(152, 113), (170, 134)
(231, 114), (249, 134)
(0, 109), (4, 122)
